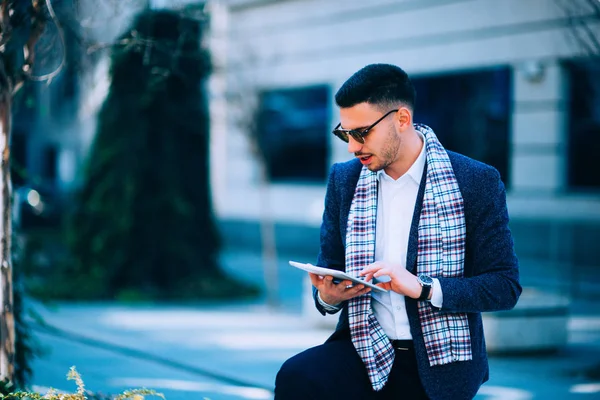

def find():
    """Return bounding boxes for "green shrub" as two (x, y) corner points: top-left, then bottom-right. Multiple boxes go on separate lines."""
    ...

(0, 366), (164, 400)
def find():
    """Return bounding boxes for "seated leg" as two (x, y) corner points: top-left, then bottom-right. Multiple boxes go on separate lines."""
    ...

(275, 338), (376, 400)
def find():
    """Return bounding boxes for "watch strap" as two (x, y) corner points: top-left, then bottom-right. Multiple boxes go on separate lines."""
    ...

(418, 284), (432, 301)
(417, 275), (433, 301)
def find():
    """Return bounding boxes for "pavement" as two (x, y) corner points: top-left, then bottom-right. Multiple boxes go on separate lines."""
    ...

(27, 249), (600, 400)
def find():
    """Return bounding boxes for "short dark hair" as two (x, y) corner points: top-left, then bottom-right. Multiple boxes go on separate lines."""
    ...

(334, 64), (416, 111)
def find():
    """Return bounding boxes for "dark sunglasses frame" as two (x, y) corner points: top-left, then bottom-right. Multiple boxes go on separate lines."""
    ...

(332, 109), (398, 143)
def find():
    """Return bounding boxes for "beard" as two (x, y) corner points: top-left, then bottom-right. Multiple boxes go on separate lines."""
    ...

(371, 127), (402, 172)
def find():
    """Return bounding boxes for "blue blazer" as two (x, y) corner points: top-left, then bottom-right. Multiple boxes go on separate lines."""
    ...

(313, 151), (522, 400)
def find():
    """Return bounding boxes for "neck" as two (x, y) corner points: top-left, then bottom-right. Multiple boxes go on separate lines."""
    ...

(384, 127), (423, 180)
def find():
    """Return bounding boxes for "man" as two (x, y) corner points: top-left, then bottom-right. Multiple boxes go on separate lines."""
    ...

(274, 64), (521, 400)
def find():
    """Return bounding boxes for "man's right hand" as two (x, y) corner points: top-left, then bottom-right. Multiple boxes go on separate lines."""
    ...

(309, 273), (371, 306)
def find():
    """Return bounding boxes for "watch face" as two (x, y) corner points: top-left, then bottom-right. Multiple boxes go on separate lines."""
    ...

(419, 274), (434, 285)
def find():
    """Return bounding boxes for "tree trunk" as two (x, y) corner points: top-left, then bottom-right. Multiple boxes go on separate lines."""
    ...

(0, 64), (13, 382)
(258, 161), (279, 309)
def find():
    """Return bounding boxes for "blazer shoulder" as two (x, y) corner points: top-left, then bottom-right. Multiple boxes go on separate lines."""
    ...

(447, 150), (504, 201)
(330, 158), (363, 187)
(324, 159), (363, 210)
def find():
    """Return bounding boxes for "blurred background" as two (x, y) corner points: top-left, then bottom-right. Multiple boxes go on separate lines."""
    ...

(2, 0), (599, 399)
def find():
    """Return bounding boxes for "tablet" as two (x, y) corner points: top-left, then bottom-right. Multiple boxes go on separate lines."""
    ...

(289, 261), (387, 293)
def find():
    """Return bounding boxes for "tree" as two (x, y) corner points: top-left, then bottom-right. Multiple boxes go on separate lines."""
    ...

(0, 0), (150, 386)
(0, 0), (254, 385)
(64, 8), (257, 301)
(556, 0), (600, 55)
(0, 0), (65, 384)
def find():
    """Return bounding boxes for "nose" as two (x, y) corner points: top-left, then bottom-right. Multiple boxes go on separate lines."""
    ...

(347, 136), (363, 154)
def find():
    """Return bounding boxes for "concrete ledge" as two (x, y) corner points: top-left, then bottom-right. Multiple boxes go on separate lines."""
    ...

(303, 279), (570, 354)
(483, 288), (569, 354)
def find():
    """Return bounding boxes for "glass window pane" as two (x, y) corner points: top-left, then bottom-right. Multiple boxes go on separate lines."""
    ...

(566, 59), (600, 189)
(256, 85), (330, 182)
(411, 67), (512, 186)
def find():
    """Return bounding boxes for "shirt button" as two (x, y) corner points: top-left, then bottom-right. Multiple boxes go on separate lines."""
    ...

(396, 306), (402, 311)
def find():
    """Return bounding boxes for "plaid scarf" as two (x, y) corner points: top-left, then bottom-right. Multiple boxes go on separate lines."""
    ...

(345, 124), (472, 391)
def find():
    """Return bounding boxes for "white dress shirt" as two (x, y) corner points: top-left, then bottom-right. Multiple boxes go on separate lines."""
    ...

(318, 134), (443, 338)
(371, 135), (442, 340)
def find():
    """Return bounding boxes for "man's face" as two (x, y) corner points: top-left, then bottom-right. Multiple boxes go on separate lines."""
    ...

(338, 103), (402, 173)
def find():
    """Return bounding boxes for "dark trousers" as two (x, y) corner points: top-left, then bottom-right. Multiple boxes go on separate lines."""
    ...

(275, 339), (429, 400)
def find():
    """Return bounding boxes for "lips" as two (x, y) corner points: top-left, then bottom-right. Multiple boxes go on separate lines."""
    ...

(358, 155), (373, 165)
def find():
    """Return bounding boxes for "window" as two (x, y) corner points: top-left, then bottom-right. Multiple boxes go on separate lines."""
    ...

(411, 67), (512, 186)
(566, 59), (600, 189)
(255, 85), (330, 182)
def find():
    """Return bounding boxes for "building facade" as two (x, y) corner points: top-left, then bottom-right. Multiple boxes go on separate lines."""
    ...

(215, 0), (600, 295)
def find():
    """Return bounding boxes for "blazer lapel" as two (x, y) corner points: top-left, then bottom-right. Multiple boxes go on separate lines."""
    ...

(406, 162), (428, 274)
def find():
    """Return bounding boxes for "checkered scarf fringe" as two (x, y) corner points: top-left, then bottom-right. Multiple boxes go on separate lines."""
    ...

(345, 124), (472, 391)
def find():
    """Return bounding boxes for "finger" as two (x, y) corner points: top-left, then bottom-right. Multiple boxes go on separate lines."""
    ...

(351, 284), (368, 294)
(349, 286), (371, 298)
(362, 273), (374, 282)
(337, 284), (361, 299)
(359, 267), (374, 276)
(360, 263), (382, 275)
(319, 275), (335, 288)
(330, 277), (349, 292)
(309, 272), (326, 288)
(308, 273), (325, 287)
(359, 287), (372, 295)
(373, 268), (392, 278)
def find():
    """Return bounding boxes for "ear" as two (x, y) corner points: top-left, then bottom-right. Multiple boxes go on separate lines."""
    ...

(395, 107), (412, 131)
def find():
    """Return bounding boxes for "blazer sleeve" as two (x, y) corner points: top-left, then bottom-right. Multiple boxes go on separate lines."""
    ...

(313, 164), (346, 315)
(436, 166), (522, 313)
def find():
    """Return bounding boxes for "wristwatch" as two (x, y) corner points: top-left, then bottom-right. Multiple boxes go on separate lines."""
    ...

(417, 274), (434, 301)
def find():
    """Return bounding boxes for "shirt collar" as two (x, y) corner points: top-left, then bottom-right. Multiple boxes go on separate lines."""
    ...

(377, 132), (426, 184)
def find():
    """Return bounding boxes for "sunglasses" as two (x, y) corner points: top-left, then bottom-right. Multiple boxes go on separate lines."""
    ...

(332, 109), (398, 144)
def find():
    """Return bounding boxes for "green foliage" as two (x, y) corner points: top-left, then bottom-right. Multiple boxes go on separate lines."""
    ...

(63, 10), (258, 300)
(10, 233), (45, 389)
(0, 380), (16, 397)
(0, 366), (164, 399)
(13, 275), (39, 388)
